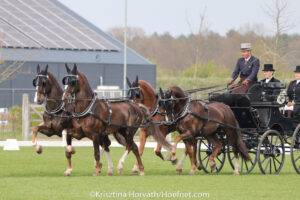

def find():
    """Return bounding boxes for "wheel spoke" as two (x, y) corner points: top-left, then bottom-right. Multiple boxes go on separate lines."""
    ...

(294, 155), (300, 163)
(241, 158), (244, 173)
(263, 158), (270, 173)
(269, 157), (272, 174)
(272, 158), (277, 172)
(274, 157), (281, 165)
(261, 156), (268, 165)
(274, 136), (279, 145)
(201, 141), (210, 149)
(216, 156), (223, 163)
(201, 154), (209, 162)
(244, 159), (249, 171)
(205, 157), (209, 169)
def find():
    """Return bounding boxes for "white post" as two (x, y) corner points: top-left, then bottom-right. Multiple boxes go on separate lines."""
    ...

(22, 93), (30, 140)
(123, 0), (128, 97)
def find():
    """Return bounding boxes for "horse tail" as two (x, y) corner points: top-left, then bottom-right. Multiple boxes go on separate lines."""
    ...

(146, 121), (173, 151)
(138, 104), (173, 151)
(234, 121), (250, 161)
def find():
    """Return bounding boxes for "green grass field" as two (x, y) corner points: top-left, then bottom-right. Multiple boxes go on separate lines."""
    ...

(0, 147), (298, 200)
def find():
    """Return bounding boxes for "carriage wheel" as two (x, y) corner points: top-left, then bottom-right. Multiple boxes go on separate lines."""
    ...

(227, 142), (258, 175)
(257, 130), (285, 174)
(196, 135), (226, 173)
(291, 124), (300, 174)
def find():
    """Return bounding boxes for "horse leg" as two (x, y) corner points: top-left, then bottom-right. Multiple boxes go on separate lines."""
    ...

(208, 135), (222, 173)
(186, 141), (198, 175)
(99, 134), (113, 176)
(175, 143), (188, 174)
(131, 140), (145, 176)
(32, 123), (49, 154)
(92, 135), (102, 176)
(64, 131), (75, 176)
(154, 143), (165, 160)
(154, 126), (170, 161)
(132, 128), (148, 174)
(171, 131), (193, 166)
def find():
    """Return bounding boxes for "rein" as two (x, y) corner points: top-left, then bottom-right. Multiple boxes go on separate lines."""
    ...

(71, 93), (98, 118)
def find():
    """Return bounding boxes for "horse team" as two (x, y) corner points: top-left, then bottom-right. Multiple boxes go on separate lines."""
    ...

(32, 64), (250, 176)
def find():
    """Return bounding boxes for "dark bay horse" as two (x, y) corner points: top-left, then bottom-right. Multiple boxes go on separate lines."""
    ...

(62, 64), (172, 176)
(127, 77), (201, 175)
(160, 86), (250, 175)
(32, 64), (112, 176)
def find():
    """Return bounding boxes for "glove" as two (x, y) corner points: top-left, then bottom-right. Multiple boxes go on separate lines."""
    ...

(227, 79), (234, 86)
(242, 79), (250, 85)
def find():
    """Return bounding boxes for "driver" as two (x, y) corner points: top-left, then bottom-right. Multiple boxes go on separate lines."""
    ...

(228, 43), (260, 93)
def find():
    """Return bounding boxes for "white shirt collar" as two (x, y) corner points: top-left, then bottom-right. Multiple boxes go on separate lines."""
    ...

(297, 80), (300, 84)
(245, 56), (251, 62)
(266, 78), (271, 83)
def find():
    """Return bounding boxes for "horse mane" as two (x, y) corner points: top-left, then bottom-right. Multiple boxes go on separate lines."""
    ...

(169, 86), (187, 99)
(169, 86), (188, 111)
(47, 72), (63, 94)
(138, 80), (156, 97)
(78, 71), (93, 96)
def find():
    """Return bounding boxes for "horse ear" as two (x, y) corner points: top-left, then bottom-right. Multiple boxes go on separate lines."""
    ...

(135, 75), (138, 83)
(126, 77), (132, 88)
(45, 64), (49, 73)
(65, 63), (71, 74)
(37, 64), (40, 73)
(72, 64), (77, 74)
(159, 87), (164, 97)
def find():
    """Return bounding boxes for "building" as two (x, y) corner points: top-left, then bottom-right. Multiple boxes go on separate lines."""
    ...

(0, 0), (155, 107)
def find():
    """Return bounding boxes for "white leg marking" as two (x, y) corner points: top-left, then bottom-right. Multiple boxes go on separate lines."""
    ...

(105, 151), (114, 175)
(118, 150), (129, 174)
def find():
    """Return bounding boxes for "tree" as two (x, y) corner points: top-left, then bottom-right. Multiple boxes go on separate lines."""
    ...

(262, 0), (295, 68)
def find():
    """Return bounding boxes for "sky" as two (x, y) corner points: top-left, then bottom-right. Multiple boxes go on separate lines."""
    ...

(58, 0), (300, 36)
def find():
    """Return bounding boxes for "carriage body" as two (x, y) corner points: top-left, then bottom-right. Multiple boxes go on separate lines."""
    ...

(209, 82), (295, 136)
(196, 82), (300, 174)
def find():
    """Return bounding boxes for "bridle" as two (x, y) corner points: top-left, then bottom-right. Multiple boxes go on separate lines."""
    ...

(62, 74), (79, 104)
(159, 93), (191, 125)
(33, 74), (65, 115)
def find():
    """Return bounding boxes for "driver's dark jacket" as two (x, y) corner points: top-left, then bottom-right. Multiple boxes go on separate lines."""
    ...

(287, 80), (300, 115)
(231, 56), (260, 82)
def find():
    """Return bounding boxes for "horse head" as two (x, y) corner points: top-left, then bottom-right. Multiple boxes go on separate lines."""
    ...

(62, 64), (93, 114)
(126, 75), (142, 100)
(33, 64), (54, 105)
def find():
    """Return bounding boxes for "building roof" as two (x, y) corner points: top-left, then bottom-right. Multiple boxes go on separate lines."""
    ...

(0, 0), (153, 65)
(0, 0), (119, 51)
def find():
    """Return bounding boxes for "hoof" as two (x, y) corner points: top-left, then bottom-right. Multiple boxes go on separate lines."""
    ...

(234, 171), (240, 175)
(171, 158), (178, 165)
(93, 172), (100, 176)
(107, 172), (113, 176)
(139, 171), (145, 176)
(155, 151), (165, 161)
(176, 168), (183, 175)
(131, 170), (139, 176)
(107, 169), (113, 176)
(117, 168), (123, 175)
(64, 169), (72, 176)
(189, 170), (195, 176)
(197, 162), (203, 171)
(36, 145), (43, 154)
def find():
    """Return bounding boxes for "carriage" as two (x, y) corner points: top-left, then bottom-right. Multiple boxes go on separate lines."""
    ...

(196, 82), (300, 174)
